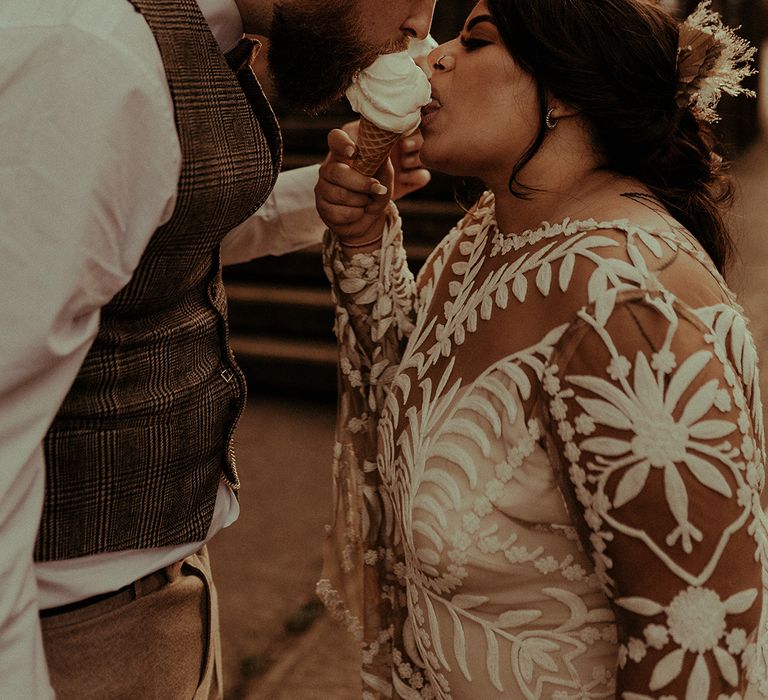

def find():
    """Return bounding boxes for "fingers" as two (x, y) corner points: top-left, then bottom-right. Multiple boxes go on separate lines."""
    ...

(364, 186), (393, 216)
(316, 168), (390, 237)
(317, 126), (395, 238)
(390, 129), (431, 201)
(340, 120), (360, 141)
(327, 128), (357, 161)
(316, 186), (390, 234)
(397, 168), (432, 193)
(399, 130), (424, 151)
(316, 201), (384, 239)
(398, 130), (424, 161)
(322, 159), (388, 197)
(396, 140), (422, 171)
(319, 179), (372, 208)
(399, 153), (422, 170)
(317, 201), (366, 228)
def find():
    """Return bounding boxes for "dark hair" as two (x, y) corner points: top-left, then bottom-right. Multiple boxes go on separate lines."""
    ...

(484, 0), (735, 272)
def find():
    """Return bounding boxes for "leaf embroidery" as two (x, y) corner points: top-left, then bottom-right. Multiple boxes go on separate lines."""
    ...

(323, 191), (766, 699)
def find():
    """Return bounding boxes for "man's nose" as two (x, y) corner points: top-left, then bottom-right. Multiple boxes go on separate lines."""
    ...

(403, 0), (436, 40)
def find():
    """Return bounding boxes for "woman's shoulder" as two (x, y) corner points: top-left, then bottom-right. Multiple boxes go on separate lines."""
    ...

(488, 210), (742, 345)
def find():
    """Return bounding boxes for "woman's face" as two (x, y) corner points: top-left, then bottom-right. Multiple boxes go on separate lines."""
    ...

(420, 2), (541, 183)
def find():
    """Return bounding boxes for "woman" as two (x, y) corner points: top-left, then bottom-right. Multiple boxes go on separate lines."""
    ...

(315, 1), (766, 697)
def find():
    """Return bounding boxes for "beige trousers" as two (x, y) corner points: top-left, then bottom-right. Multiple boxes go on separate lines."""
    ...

(41, 547), (222, 700)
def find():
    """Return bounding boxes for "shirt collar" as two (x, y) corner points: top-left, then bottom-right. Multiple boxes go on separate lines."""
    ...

(196, 0), (244, 53)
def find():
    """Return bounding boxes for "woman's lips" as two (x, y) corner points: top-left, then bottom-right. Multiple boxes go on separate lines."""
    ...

(420, 97), (442, 128)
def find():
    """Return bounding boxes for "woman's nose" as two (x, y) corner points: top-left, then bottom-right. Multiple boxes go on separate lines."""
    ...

(428, 49), (456, 72)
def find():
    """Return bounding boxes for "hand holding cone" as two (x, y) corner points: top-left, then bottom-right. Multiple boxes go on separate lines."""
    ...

(350, 117), (402, 177)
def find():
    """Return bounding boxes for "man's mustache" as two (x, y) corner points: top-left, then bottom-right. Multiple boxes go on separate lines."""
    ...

(380, 36), (411, 55)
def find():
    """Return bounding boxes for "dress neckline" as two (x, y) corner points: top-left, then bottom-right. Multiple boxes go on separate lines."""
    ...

(469, 191), (661, 254)
(467, 191), (727, 296)
(469, 191), (696, 258)
(500, 216), (635, 250)
(488, 213), (663, 258)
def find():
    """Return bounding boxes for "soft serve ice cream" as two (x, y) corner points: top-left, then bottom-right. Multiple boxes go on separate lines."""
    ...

(408, 34), (439, 75)
(345, 50), (432, 176)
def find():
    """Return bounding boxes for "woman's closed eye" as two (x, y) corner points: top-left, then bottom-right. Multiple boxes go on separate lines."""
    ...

(460, 36), (492, 51)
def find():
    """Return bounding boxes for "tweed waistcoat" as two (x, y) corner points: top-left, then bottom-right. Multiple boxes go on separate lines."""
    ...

(35, 0), (282, 561)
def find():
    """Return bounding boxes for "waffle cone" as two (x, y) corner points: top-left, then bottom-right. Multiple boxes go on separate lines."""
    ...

(351, 117), (402, 176)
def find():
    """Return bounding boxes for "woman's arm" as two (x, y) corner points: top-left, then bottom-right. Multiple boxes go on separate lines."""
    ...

(315, 130), (421, 655)
(543, 290), (765, 698)
(317, 128), (420, 406)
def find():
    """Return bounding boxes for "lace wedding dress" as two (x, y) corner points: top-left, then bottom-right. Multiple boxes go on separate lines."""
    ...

(318, 191), (768, 699)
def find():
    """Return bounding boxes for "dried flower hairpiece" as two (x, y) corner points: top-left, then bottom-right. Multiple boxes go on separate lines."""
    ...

(676, 0), (756, 123)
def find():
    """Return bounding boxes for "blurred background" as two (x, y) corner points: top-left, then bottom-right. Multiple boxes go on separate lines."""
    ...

(211, 2), (768, 697)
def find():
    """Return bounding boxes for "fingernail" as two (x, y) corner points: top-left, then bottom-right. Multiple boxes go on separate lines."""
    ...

(371, 183), (388, 195)
(344, 146), (356, 159)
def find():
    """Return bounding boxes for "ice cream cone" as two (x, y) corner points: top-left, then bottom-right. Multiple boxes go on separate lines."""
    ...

(351, 117), (402, 177)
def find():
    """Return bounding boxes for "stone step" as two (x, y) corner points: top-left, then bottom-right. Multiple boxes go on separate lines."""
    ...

(226, 282), (334, 338)
(225, 246), (325, 287)
(231, 334), (338, 397)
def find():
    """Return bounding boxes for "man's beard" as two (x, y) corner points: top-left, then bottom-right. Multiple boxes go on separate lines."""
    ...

(268, 1), (404, 113)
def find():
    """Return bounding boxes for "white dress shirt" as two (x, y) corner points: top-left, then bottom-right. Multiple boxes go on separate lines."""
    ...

(0, 0), (323, 696)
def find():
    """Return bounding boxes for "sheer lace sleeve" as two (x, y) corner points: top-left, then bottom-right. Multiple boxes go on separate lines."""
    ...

(317, 204), (420, 683)
(542, 286), (768, 699)
(324, 204), (418, 407)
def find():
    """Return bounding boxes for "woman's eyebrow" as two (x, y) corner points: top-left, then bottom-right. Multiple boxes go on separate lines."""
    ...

(465, 14), (496, 31)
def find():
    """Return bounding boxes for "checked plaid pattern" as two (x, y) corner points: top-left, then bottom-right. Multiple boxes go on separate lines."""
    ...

(36, 0), (282, 561)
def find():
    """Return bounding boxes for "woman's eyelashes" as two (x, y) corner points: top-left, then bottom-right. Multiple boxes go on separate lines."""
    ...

(459, 36), (492, 51)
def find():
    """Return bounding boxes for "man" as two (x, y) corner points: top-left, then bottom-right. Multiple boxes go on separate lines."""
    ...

(0, 0), (435, 696)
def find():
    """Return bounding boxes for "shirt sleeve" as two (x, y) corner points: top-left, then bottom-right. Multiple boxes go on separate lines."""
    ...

(0, 18), (180, 697)
(542, 290), (766, 698)
(220, 164), (325, 264)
